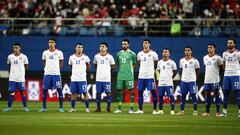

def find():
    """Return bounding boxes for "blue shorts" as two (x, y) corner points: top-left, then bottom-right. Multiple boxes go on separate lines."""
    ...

(43, 75), (62, 89)
(138, 79), (155, 91)
(180, 81), (197, 95)
(158, 86), (174, 96)
(8, 81), (26, 92)
(203, 83), (220, 91)
(70, 81), (87, 94)
(96, 82), (111, 94)
(223, 76), (240, 91)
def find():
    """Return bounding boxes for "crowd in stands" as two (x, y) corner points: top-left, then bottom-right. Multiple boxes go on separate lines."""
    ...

(0, 0), (240, 36)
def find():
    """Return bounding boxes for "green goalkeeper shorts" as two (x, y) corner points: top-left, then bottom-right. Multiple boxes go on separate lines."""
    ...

(116, 80), (134, 90)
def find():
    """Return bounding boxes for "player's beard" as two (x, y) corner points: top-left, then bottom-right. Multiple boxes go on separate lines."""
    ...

(122, 47), (128, 50)
(227, 45), (234, 50)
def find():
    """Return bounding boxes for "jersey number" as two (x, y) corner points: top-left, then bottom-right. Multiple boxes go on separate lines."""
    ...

(13, 60), (18, 64)
(49, 55), (54, 59)
(76, 60), (81, 64)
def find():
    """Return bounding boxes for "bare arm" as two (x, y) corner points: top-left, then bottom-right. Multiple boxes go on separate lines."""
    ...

(195, 68), (200, 80)
(94, 64), (97, 69)
(86, 62), (91, 71)
(42, 60), (46, 67)
(172, 70), (177, 78)
(111, 64), (115, 70)
(24, 64), (29, 71)
(59, 60), (64, 68)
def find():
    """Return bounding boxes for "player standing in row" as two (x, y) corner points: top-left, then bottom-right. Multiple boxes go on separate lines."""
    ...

(40, 38), (64, 112)
(221, 38), (240, 117)
(114, 39), (137, 114)
(4, 42), (29, 112)
(135, 39), (158, 114)
(68, 43), (90, 113)
(202, 43), (223, 116)
(178, 46), (200, 116)
(157, 48), (177, 115)
(93, 42), (115, 112)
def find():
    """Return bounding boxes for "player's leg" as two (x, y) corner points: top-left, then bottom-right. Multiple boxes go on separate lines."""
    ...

(134, 79), (144, 114)
(234, 90), (240, 117)
(221, 76), (230, 116)
(166, 86), (175, 115)
(178, 81), (187, 115)
(53, 75), (64, 112)
(158, 86), (165, 114)
(83, 93), (90, 112)
(115, 80), (124, 113)
(189, 82), (198, 116)
(18, 82), (28, 112)
(214, 86), (221, 116)
(80, 81), (90, 112)
(69, 82), (77, 112)
(147, 79), (157, 113)
(95, 82), (102, 112)
(202, 84), (211, 116)
(40, 75), (51, 112)
(4, 81), (16, 112)
(104, 82), (112, 112)
(231, 76), (240, 117)
(126, 80), (135, 113)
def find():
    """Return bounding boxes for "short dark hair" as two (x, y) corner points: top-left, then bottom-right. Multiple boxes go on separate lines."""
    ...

(48, 38), (56, 42)
(208, 43), (216, 48)
(100, 42), (108, 48)
(163, 48), (171, 52)
(13, 42), (21, 47)
(143, 38), (151, 44)
(75, 43), (83, 47)
(228, 38), (237, 45)
(122, 39), (129, 44)
(185, 46), (192, 50)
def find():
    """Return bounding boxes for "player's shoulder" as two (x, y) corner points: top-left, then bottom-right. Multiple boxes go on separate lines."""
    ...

(180, 57), (185, 61)
(69, 53), (75, 58)
(129, 49), (136, 55)
(20, 53), (28, 57)
(56, 48), (63, 53)
(8, 53), (14, 57)
(222, 50), (228, 54)
(168, 58), (176, 63)
(214, 54), (221, 58)
(107, 53), (114, 58)
(203, 54), (209, 58)
(191, 57), (200, 62)
(82, 53), (90, 58)
(94, 53), (100, 57)
(149, 49), (157, 54)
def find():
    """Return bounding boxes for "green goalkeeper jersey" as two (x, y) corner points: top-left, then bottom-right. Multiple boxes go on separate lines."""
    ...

(116, 49), (137, 80)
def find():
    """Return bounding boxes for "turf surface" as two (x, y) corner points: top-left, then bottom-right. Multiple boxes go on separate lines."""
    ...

(0, 101), (239, 135)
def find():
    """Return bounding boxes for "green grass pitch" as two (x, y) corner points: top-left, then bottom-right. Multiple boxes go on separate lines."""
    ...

(0, 101), (240, 135)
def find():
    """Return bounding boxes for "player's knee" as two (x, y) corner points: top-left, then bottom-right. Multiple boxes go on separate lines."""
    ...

(106, 92), (111, 96)
(10, 92), (15, 95)
(20, 91), (25, 96)
(206, 91), (211, 96)
(214, 91), (220, 96)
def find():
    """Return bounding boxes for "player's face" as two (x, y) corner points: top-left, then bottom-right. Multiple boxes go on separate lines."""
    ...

(227, 40), (235, 50)
(75, 45), (83, 53)
(208, 45), (215, 54)
(100, 44), (107, 52)
(185, 48), (192, 56)
(13, 45), (21, 53)
(162, 49), (170, 58)
(143, 41), (150, 49)
(48, 40), (56, 48)
(122, 41), (129, 50)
